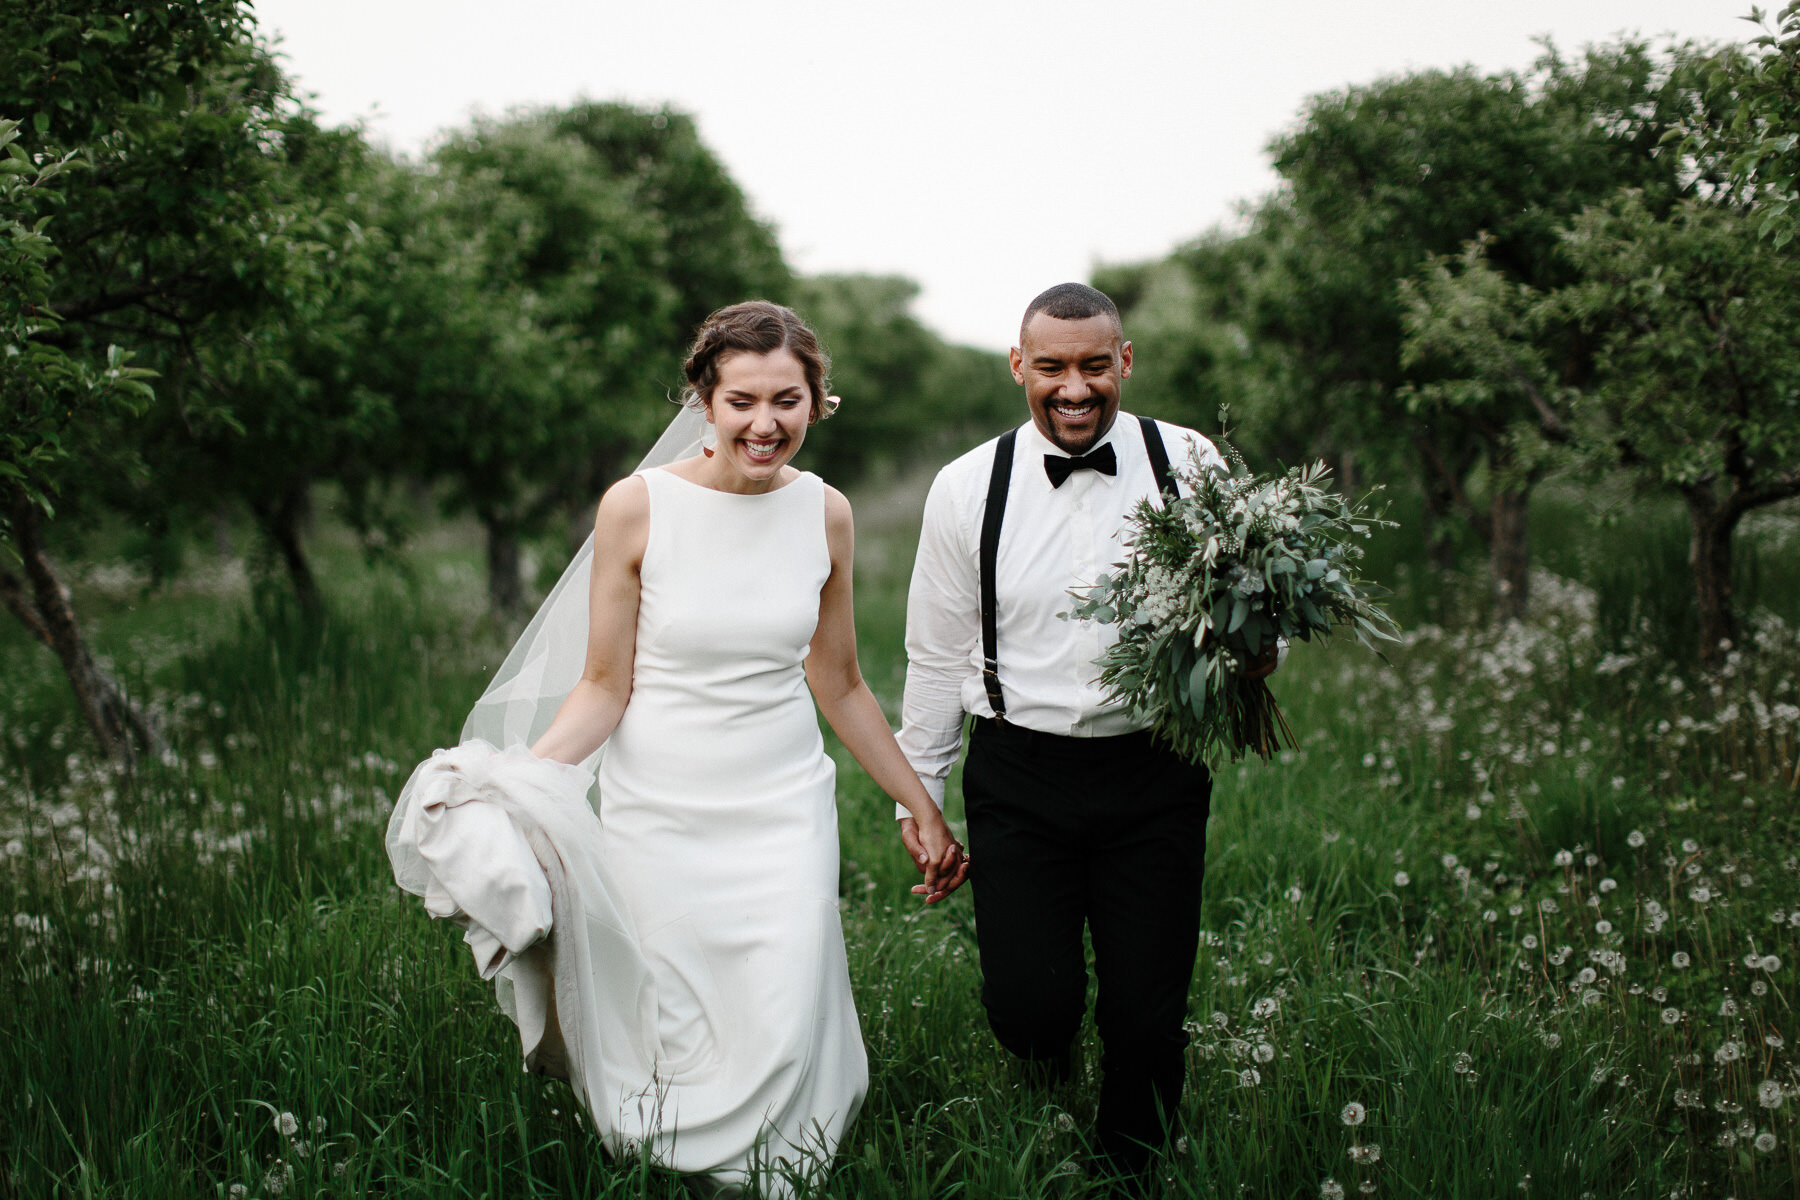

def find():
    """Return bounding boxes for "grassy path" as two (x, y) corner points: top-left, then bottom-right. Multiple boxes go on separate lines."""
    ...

(2, 488), (1797, 1198)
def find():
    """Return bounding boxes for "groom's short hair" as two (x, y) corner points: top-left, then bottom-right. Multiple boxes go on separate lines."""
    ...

(1020, 283), (1122, 343)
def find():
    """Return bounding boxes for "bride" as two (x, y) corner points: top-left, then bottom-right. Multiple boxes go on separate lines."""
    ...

(388, 301), (966, 1196)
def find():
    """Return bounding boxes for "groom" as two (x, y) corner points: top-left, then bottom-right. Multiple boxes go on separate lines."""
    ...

(898, 283), (1254, 1181)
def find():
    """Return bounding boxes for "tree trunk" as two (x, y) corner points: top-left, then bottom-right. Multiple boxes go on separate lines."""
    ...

(251, 485), (322, 618)
(1687, 495), (1739, 672)
(212, 501), (234, 559)
(1418, 469), (1460, 571)
(1489, 486), (1532, 621)
(485, 518), (526, 618)
(0, 497), (165, 767)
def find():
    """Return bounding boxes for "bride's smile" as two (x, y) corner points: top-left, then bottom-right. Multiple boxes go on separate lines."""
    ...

(702, 348), (812, 492)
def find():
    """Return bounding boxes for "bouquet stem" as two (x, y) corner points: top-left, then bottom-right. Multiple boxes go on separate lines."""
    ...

(1226, 677), (1295, 761)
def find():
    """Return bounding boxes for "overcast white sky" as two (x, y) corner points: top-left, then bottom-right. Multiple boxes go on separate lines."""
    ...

(253, 1), (1760, 351)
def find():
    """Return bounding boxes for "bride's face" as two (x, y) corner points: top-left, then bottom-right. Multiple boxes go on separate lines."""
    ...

(703, 348), (812, 490)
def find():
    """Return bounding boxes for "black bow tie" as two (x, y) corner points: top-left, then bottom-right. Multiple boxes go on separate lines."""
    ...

(1043, 443), (1117, 487)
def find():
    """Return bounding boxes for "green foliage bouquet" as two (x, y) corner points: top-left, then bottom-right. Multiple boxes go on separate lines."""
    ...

(1069, 443), (1398, 764)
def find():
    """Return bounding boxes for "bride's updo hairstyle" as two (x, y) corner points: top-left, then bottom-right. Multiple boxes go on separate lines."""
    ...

(680, 301), (839, 424)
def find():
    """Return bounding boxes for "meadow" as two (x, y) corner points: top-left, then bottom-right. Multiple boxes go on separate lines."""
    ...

(2, 480), (1798, 1200)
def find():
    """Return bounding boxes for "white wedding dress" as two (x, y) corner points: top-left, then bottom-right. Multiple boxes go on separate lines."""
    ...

(388, 466), (867, 1196)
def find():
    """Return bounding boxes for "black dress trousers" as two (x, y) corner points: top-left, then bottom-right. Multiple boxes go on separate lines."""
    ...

(962, 716), (1212, 1167)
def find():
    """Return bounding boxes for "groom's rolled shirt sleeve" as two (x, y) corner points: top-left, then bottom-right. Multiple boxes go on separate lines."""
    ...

(895, 469), (978, 817)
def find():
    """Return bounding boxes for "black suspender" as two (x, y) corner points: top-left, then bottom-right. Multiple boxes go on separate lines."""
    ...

(978, 429), (1016, 718)
(1138, 413), (1175, 499)
(978, 416), (1175, 720)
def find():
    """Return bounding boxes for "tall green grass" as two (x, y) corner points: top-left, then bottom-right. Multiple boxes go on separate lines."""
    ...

(2, 484), (1797, 1198)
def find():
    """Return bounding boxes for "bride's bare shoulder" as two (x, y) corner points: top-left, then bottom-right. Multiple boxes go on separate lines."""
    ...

(594, 473), (651, 532)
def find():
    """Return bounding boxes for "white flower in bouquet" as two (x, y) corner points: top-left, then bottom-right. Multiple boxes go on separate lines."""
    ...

(1068, 439), (1398, 763)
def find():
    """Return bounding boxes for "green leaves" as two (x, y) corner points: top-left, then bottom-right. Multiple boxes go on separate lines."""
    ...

(1070, 441), (1399, 765)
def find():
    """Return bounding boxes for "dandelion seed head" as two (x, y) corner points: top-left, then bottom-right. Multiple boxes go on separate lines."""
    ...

(1755, 1132), (1777, 1153)
(1340, 1101), (1367, 1127)
(1672, 952), (1691, 968)
(1627, 830), (1645, 847)
(1321, 1181), (1346, 1200)
(1393, 871), (1410, 887)
(1758, 1080), (1784, 1109)
(1662, 1007), (1682, 1025)
(275, 1112), (299, 1138)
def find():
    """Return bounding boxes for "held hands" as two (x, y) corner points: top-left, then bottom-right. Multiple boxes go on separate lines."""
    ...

(898, 814), (969, 904)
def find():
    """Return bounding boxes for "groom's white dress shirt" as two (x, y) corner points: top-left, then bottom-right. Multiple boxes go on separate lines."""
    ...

(897, 413), (1225, 809)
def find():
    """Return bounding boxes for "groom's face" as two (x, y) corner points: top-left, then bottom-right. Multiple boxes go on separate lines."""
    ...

(1010, 313), (1131, 455)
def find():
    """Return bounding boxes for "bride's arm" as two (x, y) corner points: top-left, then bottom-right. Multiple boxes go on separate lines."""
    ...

(806, 486), (968, 901)
(529, 476), (648, 765)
